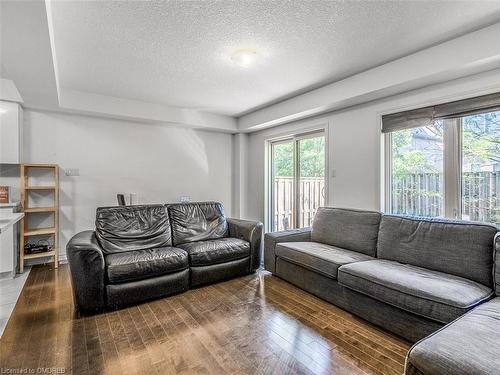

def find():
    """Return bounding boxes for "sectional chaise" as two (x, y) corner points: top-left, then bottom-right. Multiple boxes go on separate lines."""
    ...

(264, 207), (500, 375)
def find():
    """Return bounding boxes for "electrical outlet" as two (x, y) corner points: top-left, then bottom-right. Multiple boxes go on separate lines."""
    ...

(179, 196), (191, 203)
(64, 168), (80, 176)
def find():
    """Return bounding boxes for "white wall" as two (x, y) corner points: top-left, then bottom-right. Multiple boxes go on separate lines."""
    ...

(243, 69), (500, 226)
(23, 110), (234, 260)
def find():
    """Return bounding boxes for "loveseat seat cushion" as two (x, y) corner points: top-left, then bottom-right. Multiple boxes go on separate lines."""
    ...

(311, 207), (381, 257)
(338, 259), (493, 324)
(105, 247), (188, 284)
(96, 205), (172, 253)
(275, 242), (374, 279)
(405, 298), (500, 375)
(378, 215), (497, 287)
(168, 202), (228, 246)
(178, 238), (249, 266)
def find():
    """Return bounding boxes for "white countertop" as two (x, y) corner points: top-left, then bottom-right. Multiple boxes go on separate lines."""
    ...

(0, 202), (20, 208)
(0, 213), (24, 234)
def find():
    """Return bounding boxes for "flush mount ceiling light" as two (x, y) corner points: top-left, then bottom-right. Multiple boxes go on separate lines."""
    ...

(230, 49), (258, 67)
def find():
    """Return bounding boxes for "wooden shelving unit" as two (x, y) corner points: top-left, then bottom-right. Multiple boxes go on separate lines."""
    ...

(19, 164), (59, 272)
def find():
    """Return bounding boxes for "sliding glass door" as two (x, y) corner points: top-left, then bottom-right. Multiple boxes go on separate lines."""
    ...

(270, 132), (326, 232)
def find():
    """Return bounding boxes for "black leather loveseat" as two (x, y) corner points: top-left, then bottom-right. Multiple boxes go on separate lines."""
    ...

(67, 201), (262, 313)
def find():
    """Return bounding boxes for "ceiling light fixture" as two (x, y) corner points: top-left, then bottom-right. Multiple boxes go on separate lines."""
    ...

(231, 49), (258, 68)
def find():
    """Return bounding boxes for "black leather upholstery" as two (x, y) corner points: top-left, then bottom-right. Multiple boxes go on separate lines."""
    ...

(66, 230), (106, 313)
(107, 269), (189, 308)
(168, 202), (228, 245)
(105, 247), (188, 284)
(190, 257), (250, 287)
(227, 218), (264, 272)
(96, 205), (172, 253)
(178, 238), (249, 266)
(67, 202), (263, 313)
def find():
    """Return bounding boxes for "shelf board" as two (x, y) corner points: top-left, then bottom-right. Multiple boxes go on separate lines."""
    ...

(25, 186), (56, 191)
(24, 227), (56, 236)
(24, 164), (57, 169)
(24, 207), (57, 213)
(24, 250), (55, 259)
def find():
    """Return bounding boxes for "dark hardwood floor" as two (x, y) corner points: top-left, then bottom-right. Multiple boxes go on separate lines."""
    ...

(0, 264), (410, 374)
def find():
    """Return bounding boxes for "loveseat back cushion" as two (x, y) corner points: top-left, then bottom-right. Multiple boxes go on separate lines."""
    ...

(377, 215), (498, 287)
(95, 205), (172, 253)
(168, 202), (228, 246)
(310, 207), (382, 257)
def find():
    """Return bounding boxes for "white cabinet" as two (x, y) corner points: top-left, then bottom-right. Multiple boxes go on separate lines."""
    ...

(0, 101), (23, 164)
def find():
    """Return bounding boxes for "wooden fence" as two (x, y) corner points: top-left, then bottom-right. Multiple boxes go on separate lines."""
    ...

(392, 172), (499, 225)
(273, 176), (325, 231)
(274, 172), (499, 232)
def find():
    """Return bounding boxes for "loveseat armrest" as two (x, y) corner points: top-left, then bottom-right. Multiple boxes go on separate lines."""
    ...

(264, 227), (312, 274)
(66, 230), (106, 313)
(227, 218), (263, 272)
(495, 232), (500, 295)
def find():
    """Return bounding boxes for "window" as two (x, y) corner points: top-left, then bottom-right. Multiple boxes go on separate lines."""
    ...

(384, 93), (500, 226)
(390, 121), (444, 217)
(461, 111), (500, 224)
(269, 131), (326, 232)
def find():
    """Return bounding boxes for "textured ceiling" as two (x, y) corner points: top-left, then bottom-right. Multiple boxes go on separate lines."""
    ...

(50, 1), (500, 116)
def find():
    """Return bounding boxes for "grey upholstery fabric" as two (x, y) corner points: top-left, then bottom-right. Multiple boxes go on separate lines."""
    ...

(168, 202), (228, 246)
(405, 298), (500, 375)
(107, 269), (189, 308)
(378, 215), (497, 287)
(338, 259), (493, 323)
(190, 257), (250, 287)
(275, 258), (443, 342)
(105, 247), (188, 284)
(178, 238), (249, 266)
(227, 218), (263, 272)
(95, 205), (172, 253)
(311, 207), (381, 256)
(275, 241), (374, 279)
(66, 230), (106, 313)
(494, 233), (500, 296)
(264, 227), (312, 273)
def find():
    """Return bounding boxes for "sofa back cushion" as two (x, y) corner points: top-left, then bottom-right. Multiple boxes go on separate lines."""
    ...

(311, 207), (382, 257)
(168, 202), (228, 246)
(377, 215), (498, 287)
(95, 205), (172, 254)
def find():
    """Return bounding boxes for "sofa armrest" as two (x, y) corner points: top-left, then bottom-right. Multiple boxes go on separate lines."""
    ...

(264, 227), (312, 274)
(66, 230), (106, 313)
(494, 232), (500, 296)
(227, 218), (263, 272)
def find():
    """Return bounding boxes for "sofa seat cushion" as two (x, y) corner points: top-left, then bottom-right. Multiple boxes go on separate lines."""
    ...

(106, 247), (188, 284)
(338, 259), (493, 323)
(178, 238), (249, 266)
(275, 242), (374, 280)
(406, 298), (500, 375)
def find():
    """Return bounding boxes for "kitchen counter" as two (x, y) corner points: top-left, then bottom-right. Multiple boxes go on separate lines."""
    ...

(0, 213), (23, 234)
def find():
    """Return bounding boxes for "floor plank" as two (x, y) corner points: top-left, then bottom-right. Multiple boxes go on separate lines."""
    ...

(0, 264), (410, 374)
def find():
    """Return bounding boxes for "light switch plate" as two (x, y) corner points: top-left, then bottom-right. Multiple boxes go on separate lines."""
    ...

(64, 168), (80, 176)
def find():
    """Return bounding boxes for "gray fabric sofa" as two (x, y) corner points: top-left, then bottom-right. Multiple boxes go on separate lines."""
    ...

(264, 207), (499, 345)
(405, 232), (500, 375)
